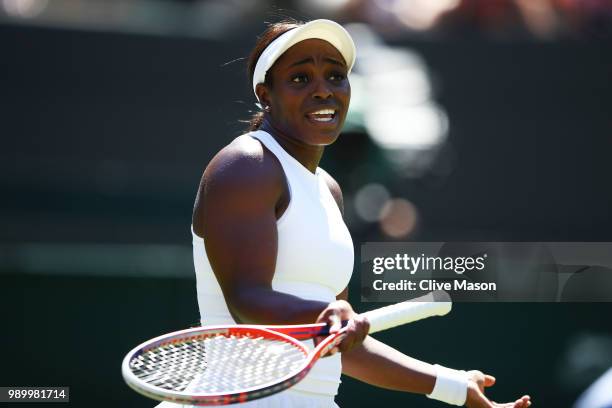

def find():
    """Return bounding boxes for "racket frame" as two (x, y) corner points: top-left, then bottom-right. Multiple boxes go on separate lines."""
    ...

(122, 324), (333, 405)
(122, 292), (452, 405)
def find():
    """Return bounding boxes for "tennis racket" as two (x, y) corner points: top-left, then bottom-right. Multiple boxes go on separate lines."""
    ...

(122, 290), (451, 406)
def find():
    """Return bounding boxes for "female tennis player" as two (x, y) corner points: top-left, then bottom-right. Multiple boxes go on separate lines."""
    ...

(163, 19), (531, 408)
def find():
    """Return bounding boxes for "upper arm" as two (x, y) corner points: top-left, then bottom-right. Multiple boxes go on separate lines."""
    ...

(337, 286), (348, 301)
(192, 138), (284, 304)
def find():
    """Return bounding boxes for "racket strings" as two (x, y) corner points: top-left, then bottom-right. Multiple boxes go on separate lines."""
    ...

(130, 334), (306, 394)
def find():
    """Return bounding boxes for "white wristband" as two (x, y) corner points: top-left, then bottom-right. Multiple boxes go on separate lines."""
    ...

(426, 364), (469, 406)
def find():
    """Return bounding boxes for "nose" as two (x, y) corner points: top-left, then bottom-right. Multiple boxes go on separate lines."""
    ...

(312, 77), (332, 99)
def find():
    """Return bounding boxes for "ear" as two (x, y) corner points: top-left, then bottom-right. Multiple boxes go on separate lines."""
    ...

(255, 83), (272, 109)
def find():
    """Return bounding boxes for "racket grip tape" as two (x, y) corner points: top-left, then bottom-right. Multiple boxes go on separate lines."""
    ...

(363, 290), (452, 334)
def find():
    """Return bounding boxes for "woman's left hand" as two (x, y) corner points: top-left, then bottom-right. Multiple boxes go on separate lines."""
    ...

(465, 370), (531, 408)
(314, 300), (370, 355)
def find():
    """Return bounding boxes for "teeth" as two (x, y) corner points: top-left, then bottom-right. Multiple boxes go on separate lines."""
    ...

(312, 109), (335, 115)
(313, 117), (332, 122)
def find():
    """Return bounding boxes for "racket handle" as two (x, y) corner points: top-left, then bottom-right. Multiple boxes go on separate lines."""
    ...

(363, 291), (452, 334)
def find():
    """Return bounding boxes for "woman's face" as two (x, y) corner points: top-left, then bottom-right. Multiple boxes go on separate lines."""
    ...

(261, 38), (351, 146)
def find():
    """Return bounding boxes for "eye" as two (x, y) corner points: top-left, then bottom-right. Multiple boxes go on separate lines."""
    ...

(329, 72), (346, 82)
(291, 74), (308, 84)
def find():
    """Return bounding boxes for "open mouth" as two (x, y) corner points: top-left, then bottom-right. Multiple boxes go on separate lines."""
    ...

(306, 108), (337, 123)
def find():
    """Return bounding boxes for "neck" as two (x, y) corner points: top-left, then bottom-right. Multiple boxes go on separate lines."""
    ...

(259, 117), (324, 174)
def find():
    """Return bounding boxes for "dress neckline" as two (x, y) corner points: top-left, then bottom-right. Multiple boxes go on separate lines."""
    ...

(252, 130), (321, 180)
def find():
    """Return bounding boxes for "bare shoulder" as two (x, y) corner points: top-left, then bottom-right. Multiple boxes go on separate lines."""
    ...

(204, 135), (282, 187)
(192, 135), (284, 235)
(318, 168), (344, 216)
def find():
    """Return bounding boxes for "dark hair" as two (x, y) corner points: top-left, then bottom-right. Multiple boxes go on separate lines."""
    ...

(245, 20), (303, 131)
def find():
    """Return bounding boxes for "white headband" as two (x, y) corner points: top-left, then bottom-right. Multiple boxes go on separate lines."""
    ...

(252, 19), (356, 100)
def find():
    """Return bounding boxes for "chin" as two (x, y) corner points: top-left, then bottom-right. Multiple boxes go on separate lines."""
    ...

(301, 128), (341, 146)
(303, 120), (345, 145)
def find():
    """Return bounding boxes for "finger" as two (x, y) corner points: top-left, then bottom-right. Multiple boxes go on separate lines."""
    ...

(488, 396), (521, 408)
(512, 396), (531, 408)
(328, 313), (342, 333)
(517, 395), (531, 405)
(355, 315), (370, 341)
(321, 333), (345, 357)
(484, 374), (496, 387)
(338, 316), (370, 353)
(337, 320), (356, 352)
(493, 395), (530, 408)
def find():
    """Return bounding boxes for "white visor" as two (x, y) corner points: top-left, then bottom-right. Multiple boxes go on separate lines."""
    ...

(252, 19), (356, 100)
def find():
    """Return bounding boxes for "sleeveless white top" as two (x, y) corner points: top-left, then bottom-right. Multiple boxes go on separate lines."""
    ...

(193, 130), (354, 397)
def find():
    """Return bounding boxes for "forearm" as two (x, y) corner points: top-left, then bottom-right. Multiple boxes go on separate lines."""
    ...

(341, 335), (437, 395)
(227, 285), (328, 325)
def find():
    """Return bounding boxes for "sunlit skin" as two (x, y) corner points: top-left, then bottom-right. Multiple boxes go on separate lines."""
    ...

(193, 35), (531, 408)
(256, 38), (350, 173)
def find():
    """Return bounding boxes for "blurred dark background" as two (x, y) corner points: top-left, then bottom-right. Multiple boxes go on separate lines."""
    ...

(1, 0), (612, 407)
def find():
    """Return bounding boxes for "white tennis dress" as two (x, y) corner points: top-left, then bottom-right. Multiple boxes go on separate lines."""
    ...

(157, 130), (354, 407)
